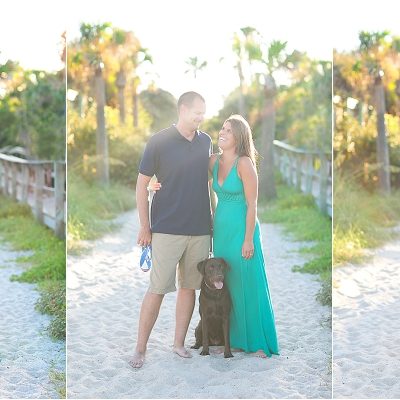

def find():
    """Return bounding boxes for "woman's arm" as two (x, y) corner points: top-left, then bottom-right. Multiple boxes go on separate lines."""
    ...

(209, 153), (218, 176)
(209, 154), (218, 219)
(238, 157), (258, 259)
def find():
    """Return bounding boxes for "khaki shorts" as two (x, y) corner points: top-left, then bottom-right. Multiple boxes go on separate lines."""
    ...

(149, 233), (210, 294)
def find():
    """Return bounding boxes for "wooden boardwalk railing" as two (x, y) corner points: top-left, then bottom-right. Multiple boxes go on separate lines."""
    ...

(0, 153), (66, 238)
(273, 140), (332, 217)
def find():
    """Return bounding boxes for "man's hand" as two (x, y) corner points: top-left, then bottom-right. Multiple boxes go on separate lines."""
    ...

(137, 225), (152, 247)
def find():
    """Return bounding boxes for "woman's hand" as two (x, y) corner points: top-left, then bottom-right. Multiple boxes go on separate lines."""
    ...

(147, 181), (162, 192)
(242, 239), (254, 259)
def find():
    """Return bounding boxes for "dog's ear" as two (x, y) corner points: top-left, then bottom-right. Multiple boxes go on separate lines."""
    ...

(221, 258), (230, 271)
(197, 259), (207, 275)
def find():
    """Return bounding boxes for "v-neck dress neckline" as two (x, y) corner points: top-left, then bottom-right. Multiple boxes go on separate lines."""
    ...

(216, 155), (240, 188)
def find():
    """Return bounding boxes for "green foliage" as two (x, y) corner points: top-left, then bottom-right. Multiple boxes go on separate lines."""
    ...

(67, 173), (135, 252)
(24, 73), (66, 160)
(139, 88), (177, 132)
(0, 64), (65, 159)
(333, 173), (400, 265)
(0, 200), (32, 218)
(334, 31), (400, 189)
(205, 56), (331, 153)
(0, 215), (66, 282)
(49, 369), (66, 399)
(275, 60), (332, 151)
(0, 96), (21, 148)
(67, 105), (150, 185)
(36, 281), (66, 340)
(0, 195), (65, 340)
(259, 182), (332, 306)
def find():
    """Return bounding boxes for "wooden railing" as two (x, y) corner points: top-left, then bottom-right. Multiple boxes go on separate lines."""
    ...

(0, 153), (66, 238)
(273, 140), (332, 217)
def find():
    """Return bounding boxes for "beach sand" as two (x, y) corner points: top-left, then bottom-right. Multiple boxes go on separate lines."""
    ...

(333, 233), (400, 398)
(67, 210), (331, 399)
(0, 242), (65, 399)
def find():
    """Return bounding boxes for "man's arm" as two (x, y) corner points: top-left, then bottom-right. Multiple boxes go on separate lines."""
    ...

(136, 173), (153, 246)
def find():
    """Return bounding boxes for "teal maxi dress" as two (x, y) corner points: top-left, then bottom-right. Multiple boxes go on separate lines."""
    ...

(212, 156), (279, 356)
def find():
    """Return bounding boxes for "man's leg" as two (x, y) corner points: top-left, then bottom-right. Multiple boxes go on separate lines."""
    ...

(130, 290), (164, 368)
(173, 235), (209, 357)
(173, 288), (196, 358)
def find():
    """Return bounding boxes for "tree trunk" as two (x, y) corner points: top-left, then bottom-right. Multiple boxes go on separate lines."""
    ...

(94, 66), (109, 186)
(116, 68), (126, 124)
(237, 61), (246, 117)
(259, 74), (277, 200)
(132, 77), (139, 128)
(374, 75), (390, 194)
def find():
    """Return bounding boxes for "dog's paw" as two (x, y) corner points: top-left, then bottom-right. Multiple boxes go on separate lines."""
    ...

(224, 352), (234, 358)
(200, 349), (210, 356)
(191, 344), (200, 349)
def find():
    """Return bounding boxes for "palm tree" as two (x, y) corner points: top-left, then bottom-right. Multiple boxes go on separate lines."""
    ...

(358, 31), (395, 194)
(232, 27), (262, 117)
(78, 22), (113, 186)
(184, 57), (207, 79)
(110, 29), (145, 125)
(131, 48), (152, 127)
(259, 40), (290, 200)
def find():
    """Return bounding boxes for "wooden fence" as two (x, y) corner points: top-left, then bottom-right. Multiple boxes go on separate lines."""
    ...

(0, 153), (66, 238)
(273, 140), (332, 217)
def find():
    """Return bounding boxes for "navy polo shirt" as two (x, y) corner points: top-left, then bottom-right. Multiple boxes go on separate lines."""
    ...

(139, 125), (212, 235)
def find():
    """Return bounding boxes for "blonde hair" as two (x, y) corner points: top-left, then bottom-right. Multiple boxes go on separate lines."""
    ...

(225, 114), (258, 167)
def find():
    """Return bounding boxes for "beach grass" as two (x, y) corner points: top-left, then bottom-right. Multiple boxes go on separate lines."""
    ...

(333, 173), (400, 266)
(0, 195), (65, 340)
(259, 181), (332, 306)
(67, 174), (136, 252)
(0, 195), (66, 396)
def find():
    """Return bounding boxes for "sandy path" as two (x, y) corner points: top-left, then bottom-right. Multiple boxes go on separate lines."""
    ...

(0, 242), (65, 399)
(67, 209), (331, 399)
(333, 233), (400, 398)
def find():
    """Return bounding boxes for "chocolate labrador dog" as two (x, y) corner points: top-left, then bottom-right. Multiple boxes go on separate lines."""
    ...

(191, 257), (233, 358)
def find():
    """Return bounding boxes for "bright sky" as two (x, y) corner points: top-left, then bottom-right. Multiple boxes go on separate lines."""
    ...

(1, 0), (399, 116)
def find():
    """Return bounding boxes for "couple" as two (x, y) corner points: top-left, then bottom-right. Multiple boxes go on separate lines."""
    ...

(130, 91), (279, 368)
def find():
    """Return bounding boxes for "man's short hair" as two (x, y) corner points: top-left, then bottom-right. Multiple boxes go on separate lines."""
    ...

(177, 91), (205, 109)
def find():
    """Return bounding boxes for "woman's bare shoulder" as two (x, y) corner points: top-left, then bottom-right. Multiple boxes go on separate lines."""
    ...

(237, 156), (256, 177)
(238, 155), (254, 169)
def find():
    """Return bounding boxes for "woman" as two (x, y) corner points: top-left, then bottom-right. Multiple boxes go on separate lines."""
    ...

(151, 114), (279, 358)
(210, 114), (279, 358)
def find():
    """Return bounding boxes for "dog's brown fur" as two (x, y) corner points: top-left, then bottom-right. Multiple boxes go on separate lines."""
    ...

(191, 258), (233, 358)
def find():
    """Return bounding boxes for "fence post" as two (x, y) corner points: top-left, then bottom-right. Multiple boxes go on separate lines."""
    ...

(318, 154), (328, 214)
(11, 163), (18, 200)
(305, 154), (313, 194)
(295, 154), (302, 190)
(21, 165), (29, 202)
(283, 152), (289, 184)
(3, 162), (10, 196)
(0, 160), (4, 194)
(54, 162), (65, 238)
(34, 165), (44, 223)
(287, 153), (293, 186)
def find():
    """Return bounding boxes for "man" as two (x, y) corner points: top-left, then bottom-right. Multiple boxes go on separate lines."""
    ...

(130, 92), (212, 368)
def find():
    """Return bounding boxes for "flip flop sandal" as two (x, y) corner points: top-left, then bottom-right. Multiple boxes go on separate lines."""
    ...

(140, 244), (152, 272)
